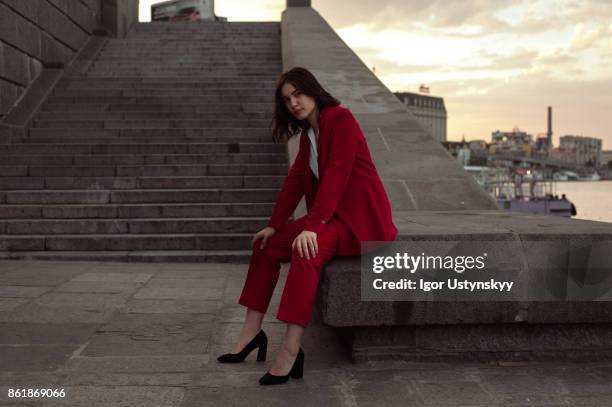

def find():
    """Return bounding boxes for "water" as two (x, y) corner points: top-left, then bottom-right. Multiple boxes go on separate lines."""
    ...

(552, 181), (612, 223)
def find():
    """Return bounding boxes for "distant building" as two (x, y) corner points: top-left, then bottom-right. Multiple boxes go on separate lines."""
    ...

(533, 133), (551, 158)
(602, 150), (612, 167)
(490, 127), (533, 157)
(151, 0), (224, 21)
(441, 139), (470, 166)
(559, 135), (602, 166)
(468, 139), (488, 152)
(550, 147), (576, 163)
(394, 92), (447, 142)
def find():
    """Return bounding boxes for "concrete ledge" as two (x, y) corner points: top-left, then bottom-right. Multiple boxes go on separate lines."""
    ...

(319, 210), (612, 327)
(348, 323), (612, 362)
(1, 69), (63, 130)
(281, 6), (612, 360)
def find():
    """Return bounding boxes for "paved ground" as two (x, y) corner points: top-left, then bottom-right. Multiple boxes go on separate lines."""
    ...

(0, 260), (611, 406)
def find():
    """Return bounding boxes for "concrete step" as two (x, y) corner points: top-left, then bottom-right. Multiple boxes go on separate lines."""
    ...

(42, 103), (272, 114)
(3, 188), (280, 204)
(32, 119), (272, 128)
(0, 143), (285, 154)
(0, 202), (274, 219)
(3, 217), (268, 234)
(85, 71), (279, 78)
(0, 250), (252, 263)
(52, 88), (272, 97)
(0, 175), (284, 190)
(87, 68), (279, 73)
(93, 56), (281, 61)
(36, 111), (269, 121)
(17, 136), (273, 144)
(0, 153), (286, 166)
(106, 39), (280, 44)
(60, 75), (276, 83)
(94, 56), (281, 62)
(55, 81), (277, 89)
(89, 63), (281, 71)
(46, 95), (274, 104)
(28, 127), (272, 137)
(85, 72), (279, 78)
(0, 164), (286, 177)
(0, 233), (254, 251)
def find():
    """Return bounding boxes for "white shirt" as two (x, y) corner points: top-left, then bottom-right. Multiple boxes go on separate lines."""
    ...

(307, 126), (319, 179)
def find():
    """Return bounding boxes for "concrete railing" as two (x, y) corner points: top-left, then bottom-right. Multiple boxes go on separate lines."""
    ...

(281, 3), (612, 361)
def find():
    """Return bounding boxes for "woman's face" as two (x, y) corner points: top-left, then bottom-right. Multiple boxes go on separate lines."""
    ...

(281, 82), (317, 121)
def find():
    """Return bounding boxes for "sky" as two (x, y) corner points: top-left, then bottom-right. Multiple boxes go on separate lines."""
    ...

(138, 0), (612, 149)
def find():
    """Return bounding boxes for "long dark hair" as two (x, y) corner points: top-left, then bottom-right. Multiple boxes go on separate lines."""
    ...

(271, 67), (340, 143)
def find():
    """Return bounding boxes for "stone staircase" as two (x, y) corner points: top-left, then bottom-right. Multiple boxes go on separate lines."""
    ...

(0, 22), (285, 263)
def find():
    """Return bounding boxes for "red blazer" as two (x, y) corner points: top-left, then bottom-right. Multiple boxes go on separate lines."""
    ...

(267, 105), (398, 256)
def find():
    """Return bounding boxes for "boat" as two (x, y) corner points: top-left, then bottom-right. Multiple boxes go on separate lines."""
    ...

(578, 172), (601, 181)
(465, 166), (576, 217)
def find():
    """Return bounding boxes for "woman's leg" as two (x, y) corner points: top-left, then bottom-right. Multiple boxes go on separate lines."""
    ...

(231, 308), (265, 353)
(268, 323), (304, 375)
(231, 217), (306, 352)
(268, 219), (346, 375)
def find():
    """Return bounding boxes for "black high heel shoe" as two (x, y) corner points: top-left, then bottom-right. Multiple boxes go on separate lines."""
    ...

(258, 347), (304, 385)
(217, 330), (268, 363)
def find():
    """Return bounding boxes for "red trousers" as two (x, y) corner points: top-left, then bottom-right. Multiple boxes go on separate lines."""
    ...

(238, 214), (357, 328)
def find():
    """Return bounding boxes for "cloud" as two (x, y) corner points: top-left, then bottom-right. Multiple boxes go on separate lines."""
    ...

(317, 0), (515, 32)
(461, 49), (540, 71)
(570, 23), (607, 50)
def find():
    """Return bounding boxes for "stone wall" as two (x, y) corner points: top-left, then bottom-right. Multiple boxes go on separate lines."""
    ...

(0, 0), (102, 118)
(101, 0), (139, 39)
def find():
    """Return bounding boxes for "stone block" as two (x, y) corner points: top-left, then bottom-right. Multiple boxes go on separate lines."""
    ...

(15, 14), (42, 59)
(0, 5), (18, 47)
(1, 0), (40, 24)
(0, 236), (44, 251)
(0, 42), (29, 85)
(6, 190), (110, 204)
(48, 0), (95, 34)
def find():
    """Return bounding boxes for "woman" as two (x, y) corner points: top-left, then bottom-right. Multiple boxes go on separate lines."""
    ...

(216, 67), (397, 385)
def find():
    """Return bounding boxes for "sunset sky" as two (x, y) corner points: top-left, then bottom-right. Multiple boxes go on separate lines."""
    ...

(139, 0), (612, 149)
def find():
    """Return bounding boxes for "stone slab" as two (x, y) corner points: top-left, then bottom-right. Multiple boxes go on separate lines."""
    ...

(0, 322), (97, 344)
(0, 286), (50, 298)
(81, 313), (212, 356)
(0, 344), (76, 372)
(63, 354), (209, 373)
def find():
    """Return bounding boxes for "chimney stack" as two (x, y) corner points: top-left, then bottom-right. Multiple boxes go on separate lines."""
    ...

(547, 106), (553, 153)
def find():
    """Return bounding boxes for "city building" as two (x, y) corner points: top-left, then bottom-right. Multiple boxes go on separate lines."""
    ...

(559, 135), (602, 166)
(441, 139), (471, 166)
(602, 150), (612, 167)
(151, 0), (225, 21)
(394, 92), (447, 142)
(489, 127), (533, 157)
(533, 133), (551, 158)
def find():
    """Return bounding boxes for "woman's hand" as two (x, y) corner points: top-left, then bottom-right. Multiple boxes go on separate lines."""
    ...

(252, 226), (276, 249)
(292, 230), (318, 259)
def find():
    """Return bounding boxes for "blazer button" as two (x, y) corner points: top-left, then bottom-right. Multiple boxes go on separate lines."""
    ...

(321, 220), (326, 224)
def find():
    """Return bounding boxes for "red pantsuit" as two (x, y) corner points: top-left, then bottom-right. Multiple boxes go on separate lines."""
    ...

(238, 105), (398, 328)
(238, 214), (356, 327)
